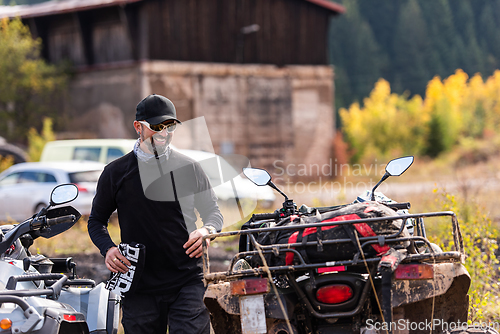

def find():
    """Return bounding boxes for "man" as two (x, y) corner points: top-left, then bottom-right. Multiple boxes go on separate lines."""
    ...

(87, 94), (223, 334)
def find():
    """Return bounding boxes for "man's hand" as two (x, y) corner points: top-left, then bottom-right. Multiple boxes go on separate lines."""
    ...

(105, 247), (131, 273)
(183, 228), (211, 258)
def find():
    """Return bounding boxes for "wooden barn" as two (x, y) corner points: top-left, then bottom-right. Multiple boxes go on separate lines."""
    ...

(0, 0), (344, 174)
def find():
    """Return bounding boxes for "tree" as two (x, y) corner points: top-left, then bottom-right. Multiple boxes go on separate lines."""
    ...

(419, 0), (458, 78)
(450, 0), (485, 76)
(392, 0), (431, 96)
(0, 18), (67, 144)
(478, 2), (500, 73)
(357, 0), (401, 59)
(329, 0), (387, 108)
(328, 0), (500, 108)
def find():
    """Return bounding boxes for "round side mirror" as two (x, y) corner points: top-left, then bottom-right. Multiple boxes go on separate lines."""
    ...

(243, 168), (271, 186)
(51, 184), (79, 206)
(385, 156), (414, 176)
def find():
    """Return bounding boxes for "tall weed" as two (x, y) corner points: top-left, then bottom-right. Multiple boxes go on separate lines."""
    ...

(427, 190), (499, 321)
(27, 117), (55, 162)
(0, 154), (13, 173)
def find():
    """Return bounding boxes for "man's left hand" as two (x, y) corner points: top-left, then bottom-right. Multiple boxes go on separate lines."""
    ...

(183, 228), (211, 258)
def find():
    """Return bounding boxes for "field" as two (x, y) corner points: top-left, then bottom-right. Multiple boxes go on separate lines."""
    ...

(2, 153), (500, 325)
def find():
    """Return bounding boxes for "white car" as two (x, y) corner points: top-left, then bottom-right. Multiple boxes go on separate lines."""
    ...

(0, 161), (105, 222)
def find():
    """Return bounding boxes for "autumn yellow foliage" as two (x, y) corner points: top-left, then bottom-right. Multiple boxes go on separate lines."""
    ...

(27, 117), (55, 162)
(340, 78), (427, 162)
(0, 18), (67, 143)
(340, 69), (500, 162)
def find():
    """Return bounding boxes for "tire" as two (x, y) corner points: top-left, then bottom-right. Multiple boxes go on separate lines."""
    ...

(268, 320), (298, 334)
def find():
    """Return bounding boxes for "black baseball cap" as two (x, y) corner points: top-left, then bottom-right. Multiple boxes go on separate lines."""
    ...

(135, 94), (182, 125)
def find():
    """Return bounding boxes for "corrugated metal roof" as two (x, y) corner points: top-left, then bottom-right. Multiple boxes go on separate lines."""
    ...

(0, 0), (142, 19)
(0, 0), (344, 19)
(305, 0), (345, 14)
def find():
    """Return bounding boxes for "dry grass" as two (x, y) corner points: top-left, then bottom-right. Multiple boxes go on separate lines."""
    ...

(3, 149), (500, 325)
(2, 153), (499, 258)
(19, 152), (500, 258)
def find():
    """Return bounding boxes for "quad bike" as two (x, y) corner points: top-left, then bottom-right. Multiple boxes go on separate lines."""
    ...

(202, 157), (498, 334)
(0, 184), (119, 334)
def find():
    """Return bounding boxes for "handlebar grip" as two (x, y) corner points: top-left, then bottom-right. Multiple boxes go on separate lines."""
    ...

(387, 202), (411, 210)
(252, 212), (279, 220)
(46, 214), (76, 227)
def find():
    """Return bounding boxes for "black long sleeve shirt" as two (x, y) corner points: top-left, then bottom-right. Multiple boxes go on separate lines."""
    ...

(87, 150), (223, 294)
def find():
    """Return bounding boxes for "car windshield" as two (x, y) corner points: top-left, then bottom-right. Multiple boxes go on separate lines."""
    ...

(73, 147), (101, 162)
(69, 170), (102, 183)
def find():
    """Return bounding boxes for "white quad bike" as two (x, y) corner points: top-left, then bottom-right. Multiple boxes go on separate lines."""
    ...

(0, 184), (119, 334)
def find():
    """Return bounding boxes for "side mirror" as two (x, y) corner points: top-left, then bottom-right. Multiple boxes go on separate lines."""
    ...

(50, 184), (79, 206)
(243, 168), (271, 186)
(370, 156), (414, 201)
(385, 156), (414, 176)
(242, 167), (294, 213)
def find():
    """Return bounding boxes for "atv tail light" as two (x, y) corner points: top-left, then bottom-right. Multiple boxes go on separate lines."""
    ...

(316, 284), (353, 304)
(63, 314), (77, 322)
(317, 266), (346, 274)
(395, 264), (434, 280)
(0, 318), (12, 330)
(230, 278), (269, 295)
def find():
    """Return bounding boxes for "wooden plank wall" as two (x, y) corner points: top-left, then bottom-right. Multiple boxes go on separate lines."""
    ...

(46, 14), (86, 66)
(91, 7), (133, 64)
(147, 0), (330, 65)
(29, 0), (331, 66)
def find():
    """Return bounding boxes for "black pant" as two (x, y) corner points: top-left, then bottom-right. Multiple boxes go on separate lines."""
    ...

(121, 282), (210, 334)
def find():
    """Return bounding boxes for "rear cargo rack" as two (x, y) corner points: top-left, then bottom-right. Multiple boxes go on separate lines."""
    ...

(202, 211), (464, 282)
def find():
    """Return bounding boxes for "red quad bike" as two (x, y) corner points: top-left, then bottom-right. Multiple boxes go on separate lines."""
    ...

(202, 157), (498, 334)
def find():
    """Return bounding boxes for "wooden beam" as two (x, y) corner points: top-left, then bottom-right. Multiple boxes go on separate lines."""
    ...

(75, 11), (94, 66)
(119, 4), (139, 61)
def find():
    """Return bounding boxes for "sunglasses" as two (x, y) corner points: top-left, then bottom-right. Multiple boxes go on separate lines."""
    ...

(139, 120), (177, 133)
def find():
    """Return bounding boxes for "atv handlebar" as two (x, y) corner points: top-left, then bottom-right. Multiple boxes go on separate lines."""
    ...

(46, 214), (76, 227)
(0, 295), (31, 311)
(252, 212), (280, 221)
(2, 273), (68, 299)
(387, 202), (411, 210)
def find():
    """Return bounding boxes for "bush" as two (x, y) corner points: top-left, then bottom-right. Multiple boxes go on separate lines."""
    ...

(0, 155), (13, 173)
(27, 117), (55, 162)
(340, 69), (500, 162)
(0, 18), (67, 144)
(340, 79), (427, 163)
(427, 190), (499, 322)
